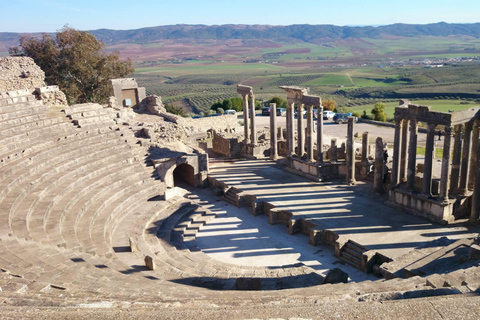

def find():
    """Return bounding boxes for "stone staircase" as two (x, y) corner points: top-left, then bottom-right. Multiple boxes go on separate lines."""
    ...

(338, 240), (369, 271)
(1, 87), (480, 316)
(223, 187), (241, 206)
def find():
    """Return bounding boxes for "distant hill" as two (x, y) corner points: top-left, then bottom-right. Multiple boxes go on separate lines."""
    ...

(3, 22), (480, 47)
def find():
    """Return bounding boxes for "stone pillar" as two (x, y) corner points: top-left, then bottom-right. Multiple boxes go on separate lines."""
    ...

(407, 119), (418, 191)
(400, 119), (409, 182)
(249, 93), (256, 144)
(331, 139), (337, 162)
(390, 119), (403, 187)
(317, 106), (324, 163)
(439, 126), (453, 202)
(306, 105), (314, 162)
(297, 103), (304, 157)
(470, 142), (480, 221)
(449, 124), (464, 198)
(362, 132), (369, 163)
(270, 103), (278, 160)
(469, 120), (480, 190)
(242, 94), (249, 144)
(374, 137), (384, 194)
(459, 122), (473, 195)
(346, 117), (356, 185)
(422, 123), (436, 196)
(286, 102), (295, 156)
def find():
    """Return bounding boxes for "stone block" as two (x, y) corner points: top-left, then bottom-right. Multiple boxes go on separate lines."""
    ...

(145, 255), (155, 270)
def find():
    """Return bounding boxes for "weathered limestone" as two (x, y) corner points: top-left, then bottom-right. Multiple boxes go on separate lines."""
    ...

(469, 120), (480, 190)
(470, 144), (480, 221)
(297, 103), (304, 157)
(270, 103), (278, 160)
(249, 92), (256, 144)
(0, 57), (46, 93)
(389, 103), (480, 223)
(331, 138), (338, 162)
(422, 123), (436, 196)
(286, 101), (295, 156)
(346, 117), (356, 185)
(237, 85), (255, 144)
(450, 124), (464, 197)
(306, 105), (314, 162)
(316, 106), (324, 163)
(145, 255), (155, 270)
(390, 119), (403, 186)
(459, 122), (473, 195)
(400, 119), (409, 183)
(374, 137), (385, 194)
(111, 78), (146, 109)
(439, 126), (453, 202)
(407, 119), (418, 191)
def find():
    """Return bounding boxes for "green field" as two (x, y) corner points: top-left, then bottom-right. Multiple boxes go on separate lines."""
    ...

(134, 37), (480, 115)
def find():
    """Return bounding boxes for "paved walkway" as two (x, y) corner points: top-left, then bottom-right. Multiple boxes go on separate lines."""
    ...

(207, 159), (479, 261)
(192, 186), (375, 282)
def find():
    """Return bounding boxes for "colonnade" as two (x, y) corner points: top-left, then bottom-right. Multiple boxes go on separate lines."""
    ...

(237, 85), (256, 145)
(389, 104), (480, 220)
(279, 86), (323, 163)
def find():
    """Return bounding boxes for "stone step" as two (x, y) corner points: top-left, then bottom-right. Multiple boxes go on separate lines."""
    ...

(62, 103), (104, 116)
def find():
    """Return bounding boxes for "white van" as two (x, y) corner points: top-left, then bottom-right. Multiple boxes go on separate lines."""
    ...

(225, 110), (237, 115)
(323, 110), (335, 120)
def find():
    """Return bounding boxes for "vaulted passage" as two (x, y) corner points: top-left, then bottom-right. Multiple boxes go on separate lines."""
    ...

(173, 163), (195, 187)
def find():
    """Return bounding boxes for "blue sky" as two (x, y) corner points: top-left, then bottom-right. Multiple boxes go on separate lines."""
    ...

(2, 0), (480, 33)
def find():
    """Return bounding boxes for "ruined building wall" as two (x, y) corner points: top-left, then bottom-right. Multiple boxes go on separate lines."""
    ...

(0, 57), (46, 93)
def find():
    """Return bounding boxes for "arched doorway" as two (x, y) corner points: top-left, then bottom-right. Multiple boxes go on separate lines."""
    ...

(173, 163), (196, 187)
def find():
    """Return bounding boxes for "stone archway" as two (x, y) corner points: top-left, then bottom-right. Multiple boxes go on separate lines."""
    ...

(173, 163), (196, 187)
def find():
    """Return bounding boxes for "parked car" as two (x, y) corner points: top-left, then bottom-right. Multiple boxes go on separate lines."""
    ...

(276, 108), (286, 116)
(224, 109), (237, 115)
(323, 110), (335, 120)
(294, 108), (306, 118)
(262, 107), (271, 116)
(209, 113), (221, 117)
(333, 113), (358, 124)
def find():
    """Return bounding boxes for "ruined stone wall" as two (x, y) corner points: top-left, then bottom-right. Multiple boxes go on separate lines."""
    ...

(0, 57), (45, 93)
(212, 130), (242, 158)
(184, 115), (240, 133)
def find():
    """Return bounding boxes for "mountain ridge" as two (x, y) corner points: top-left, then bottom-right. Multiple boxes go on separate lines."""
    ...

(3, 22), (480, 46)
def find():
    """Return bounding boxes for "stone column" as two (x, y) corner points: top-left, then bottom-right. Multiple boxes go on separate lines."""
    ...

(297, 103), (304, 157)
(316, 106), (324, 163)
(449, 124), (464, 197)
(470, 142), (480, 221)
(400, 119), (409, 182)
(362, 132), (369, 163)
(439, 126), (453, 202)
(331, 138), (337, 162)
(390, 119), (403, 187)
(286, 102), (295, 156)
(407, 119), (418, 191)
(269, 103), (278, 160)
(306, 105), (314, 162)
(422, 123), (436, 196)
(374, 137), (384, 194)
(249, 93), (256, 144)
(242, 94), (249, 144)
(459, 122), (473, 195)
(469, 120), (480, 190)
(346, 117), (356, 185)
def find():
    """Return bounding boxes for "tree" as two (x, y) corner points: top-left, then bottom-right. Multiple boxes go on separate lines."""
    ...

(371, 102), (386, 122)
(268, 96), (288, 109)
(322, 98), (336, 111)
(10, 26), (134, 104)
